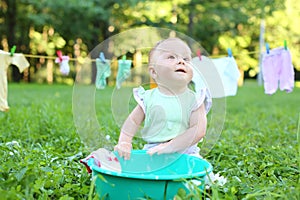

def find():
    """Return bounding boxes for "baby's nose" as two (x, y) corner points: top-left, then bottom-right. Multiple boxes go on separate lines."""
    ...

(177, 57), (186, 65)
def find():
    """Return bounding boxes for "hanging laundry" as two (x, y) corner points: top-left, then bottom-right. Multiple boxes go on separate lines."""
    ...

(193, 55), (240, 98)
(0, 50), (30, 112)
(191, 60), (207, 94)
(95, 58), (111, 89)
(262, 47), (294, 95)
(116, 59), (132, 89)
(55, 55), (70, 75)
(192, 56), (222, 98)
(211, 56), (240, 97)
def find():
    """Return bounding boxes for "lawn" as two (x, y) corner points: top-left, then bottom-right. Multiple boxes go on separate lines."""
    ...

(0, 81), (299, 199)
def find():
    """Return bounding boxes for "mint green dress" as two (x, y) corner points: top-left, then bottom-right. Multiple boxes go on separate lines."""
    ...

(133, 86), (211, 154)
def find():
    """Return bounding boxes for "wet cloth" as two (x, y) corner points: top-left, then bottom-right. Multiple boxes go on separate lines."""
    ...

(133, 86), (212, 144)
(211, 56), (240, 97)
(80, 148), (121, 173)
(262, 47), (295, 95)
(55, 55), (70, 75)
(0, 50), (30, 112)
(116, 59), (132, 89)
(95, 58), (111, 89)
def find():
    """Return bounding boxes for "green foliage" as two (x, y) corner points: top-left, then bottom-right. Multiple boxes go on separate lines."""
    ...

(0, 82), (299, 199)
(29, 26), (66, 55)
(1, 0), (300, 82)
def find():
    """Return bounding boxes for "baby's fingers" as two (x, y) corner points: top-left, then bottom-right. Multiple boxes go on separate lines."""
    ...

(114, 142), (132, 160)
(119, 148), (131, 160)
(147, 144), (165, 155)
(147, 142), (173, 156)
(147, 148), (158, 156)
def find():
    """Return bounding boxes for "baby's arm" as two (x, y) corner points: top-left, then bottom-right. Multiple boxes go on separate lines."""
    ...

(114, 105), (145, 160)
(147, 103), (207, 155)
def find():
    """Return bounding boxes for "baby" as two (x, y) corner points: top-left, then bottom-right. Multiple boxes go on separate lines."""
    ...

(114, 37), (211, 160)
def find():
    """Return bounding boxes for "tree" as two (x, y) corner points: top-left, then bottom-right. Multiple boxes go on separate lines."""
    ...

(1, 0), (298, 83)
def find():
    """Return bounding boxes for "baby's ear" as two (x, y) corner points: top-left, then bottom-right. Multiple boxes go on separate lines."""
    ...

(149, 66), (157, 79)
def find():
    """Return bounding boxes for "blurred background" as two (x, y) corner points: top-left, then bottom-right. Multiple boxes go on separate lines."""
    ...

(1, 0), (299, 86)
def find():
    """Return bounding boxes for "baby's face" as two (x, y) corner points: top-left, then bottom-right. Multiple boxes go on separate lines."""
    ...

(150, 39), (193, 89)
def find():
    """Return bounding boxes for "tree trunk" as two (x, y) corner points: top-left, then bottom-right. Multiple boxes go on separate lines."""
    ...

(5, 0), (21, 82)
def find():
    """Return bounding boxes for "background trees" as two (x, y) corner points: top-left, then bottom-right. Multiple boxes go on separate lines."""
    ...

(1, 0), (299, 83)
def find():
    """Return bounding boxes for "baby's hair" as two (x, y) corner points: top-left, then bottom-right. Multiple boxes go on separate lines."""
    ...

(148, 40), (164, 64)
(148, 37), (190, 64)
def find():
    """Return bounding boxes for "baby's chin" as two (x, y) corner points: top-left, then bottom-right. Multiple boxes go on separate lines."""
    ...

(160, 79), (192, 89)
(174, 73), (193, 83)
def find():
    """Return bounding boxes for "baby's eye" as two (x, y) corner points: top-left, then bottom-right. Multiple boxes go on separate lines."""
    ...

(167, 55), (176, 59)
(184, 58), (191, 62)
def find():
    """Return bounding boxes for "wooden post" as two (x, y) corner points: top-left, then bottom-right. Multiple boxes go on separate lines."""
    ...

(133, 50), (142, 85)
(46, 59), (53, 84)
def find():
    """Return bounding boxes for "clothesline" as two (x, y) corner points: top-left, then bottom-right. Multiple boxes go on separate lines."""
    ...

(23, 54), (78, 61)
(209, 50), (260, 58)
(1, 47), (295, 113)
(21, 50), (262, 61)
(23, 53), (107, 62)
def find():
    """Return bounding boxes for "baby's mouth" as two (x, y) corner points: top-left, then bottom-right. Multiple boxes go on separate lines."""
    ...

(175, 68), (186, 73)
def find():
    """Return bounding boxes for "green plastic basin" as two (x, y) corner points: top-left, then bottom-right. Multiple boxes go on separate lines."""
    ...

(88, 150), (212, 200)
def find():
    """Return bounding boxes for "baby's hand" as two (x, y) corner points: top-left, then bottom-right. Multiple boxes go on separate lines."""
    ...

(114, 142), (132, 160)
(147, 142), (174, 156)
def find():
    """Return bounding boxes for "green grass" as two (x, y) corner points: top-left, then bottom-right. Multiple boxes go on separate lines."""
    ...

(207, 82), (300, 199)
(0, 81), (299, 199)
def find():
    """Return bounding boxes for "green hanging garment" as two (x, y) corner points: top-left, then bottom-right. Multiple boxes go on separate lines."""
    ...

(116, 59), (132, 89)
(95, 58), (111, 89)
